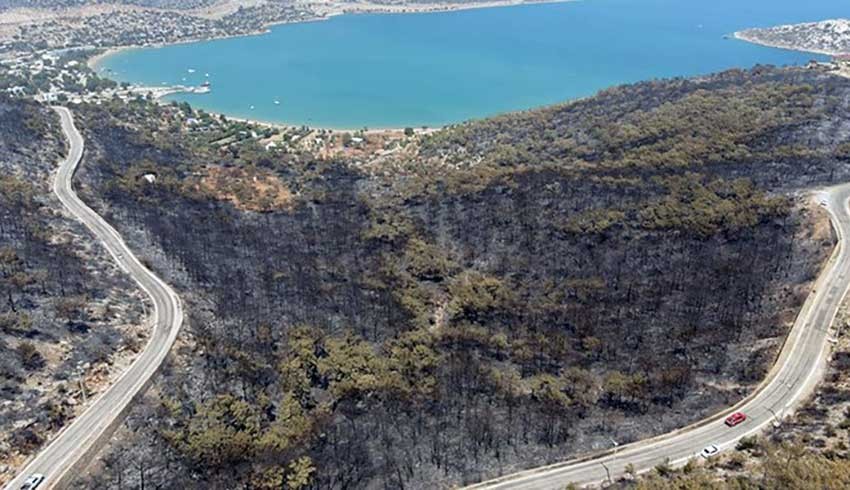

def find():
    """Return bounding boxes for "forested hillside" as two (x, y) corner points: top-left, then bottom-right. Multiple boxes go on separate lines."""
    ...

(0, 98), (144, 485)
(74, 65), (850, 488)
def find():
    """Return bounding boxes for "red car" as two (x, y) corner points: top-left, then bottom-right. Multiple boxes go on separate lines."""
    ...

(725, 412), (747, 427)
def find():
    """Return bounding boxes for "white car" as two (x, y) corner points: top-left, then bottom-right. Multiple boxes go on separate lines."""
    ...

(21, 474), (45, 490)
(700, 444), (719, 458)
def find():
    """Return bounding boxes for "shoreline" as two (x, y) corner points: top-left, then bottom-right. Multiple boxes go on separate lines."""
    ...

(87, 47), (122, 70)
(733, 30), (844, 58)
(124, 81), (443, 133)
(86, 0), (575, 131)
(88, 0), (573, 71)
(157, 95), (444, 134)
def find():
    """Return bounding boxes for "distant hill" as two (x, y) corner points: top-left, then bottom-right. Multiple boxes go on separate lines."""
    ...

(0, 0), (219, 11)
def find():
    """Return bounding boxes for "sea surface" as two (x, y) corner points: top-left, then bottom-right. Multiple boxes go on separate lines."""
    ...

(96, 0), (847, 129)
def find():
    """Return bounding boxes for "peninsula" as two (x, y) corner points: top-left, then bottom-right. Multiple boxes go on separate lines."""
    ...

(736, 18), (850, 56)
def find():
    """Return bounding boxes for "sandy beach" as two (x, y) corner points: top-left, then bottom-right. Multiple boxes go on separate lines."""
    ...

(86, 47), (124, 70)
(184, 106), (442, 135)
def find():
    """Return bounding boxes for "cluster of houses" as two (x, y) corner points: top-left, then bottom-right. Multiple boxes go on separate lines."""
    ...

(1, 52), (87, 103)
(1, 48), (217, 109)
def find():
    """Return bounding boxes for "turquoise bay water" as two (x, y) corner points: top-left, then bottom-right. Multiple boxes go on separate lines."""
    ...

(97, 0), (847, 129)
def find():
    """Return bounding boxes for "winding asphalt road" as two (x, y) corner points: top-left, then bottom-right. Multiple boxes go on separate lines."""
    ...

(468, 185), (850, 489)
(4, 107), (183, 490)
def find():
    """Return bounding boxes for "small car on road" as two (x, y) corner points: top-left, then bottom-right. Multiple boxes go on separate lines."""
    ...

(725, 412), (747, 427)
(700, 444), (719, 458)
(21, 474), (45, 490)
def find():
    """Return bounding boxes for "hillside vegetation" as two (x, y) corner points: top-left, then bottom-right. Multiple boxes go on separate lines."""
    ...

(73, 65), (850, 488)
(626, 438), (850, 489)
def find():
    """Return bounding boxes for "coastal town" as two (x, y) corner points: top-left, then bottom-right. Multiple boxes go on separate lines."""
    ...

(0, 0), (558, 58)
(0, 42), (428, 167)
(735, 18), (850, 57)
(0, 49), (213, 104)
(734, 19), (850, 79)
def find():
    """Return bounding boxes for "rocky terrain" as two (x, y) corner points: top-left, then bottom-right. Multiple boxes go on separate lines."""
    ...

(736, 18), (850, 56)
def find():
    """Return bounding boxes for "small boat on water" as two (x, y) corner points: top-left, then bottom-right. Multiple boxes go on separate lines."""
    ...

(188, 68), (196, 73)
(274, 100), (280, 105)
(250, 105), (255, 110)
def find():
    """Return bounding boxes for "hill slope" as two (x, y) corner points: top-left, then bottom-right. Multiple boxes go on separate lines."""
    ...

(71, 65), (850, 488)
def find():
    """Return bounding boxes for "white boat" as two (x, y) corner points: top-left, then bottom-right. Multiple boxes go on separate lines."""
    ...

(274, 100), (280, 105)
(188, 68), (196, 73)
(250, 105), (255, 110)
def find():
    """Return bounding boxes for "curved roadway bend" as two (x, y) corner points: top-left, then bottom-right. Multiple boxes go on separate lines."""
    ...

(4, 107), (183, 490)
(469, 184), (850, 490)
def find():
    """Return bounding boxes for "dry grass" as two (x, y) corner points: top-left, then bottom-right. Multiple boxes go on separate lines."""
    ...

(194, 165), (294, 212)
